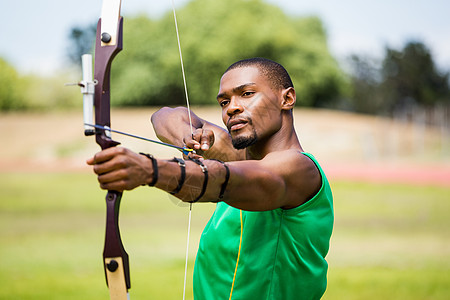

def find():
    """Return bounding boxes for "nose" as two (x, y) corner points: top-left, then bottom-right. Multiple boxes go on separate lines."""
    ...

(226, 96), (244, 117)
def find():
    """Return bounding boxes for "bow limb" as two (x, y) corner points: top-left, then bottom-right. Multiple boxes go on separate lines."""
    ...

(93, 0), (130, 299)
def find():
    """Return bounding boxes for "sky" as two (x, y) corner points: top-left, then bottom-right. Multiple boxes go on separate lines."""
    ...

(1, 0), (449, 76)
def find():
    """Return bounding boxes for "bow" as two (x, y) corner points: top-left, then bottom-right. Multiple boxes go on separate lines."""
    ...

(76, 1), (193, 299)
(84, 0), (130, 299)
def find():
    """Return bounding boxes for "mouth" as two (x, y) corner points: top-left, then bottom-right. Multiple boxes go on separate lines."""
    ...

(227, 118), (248, 132)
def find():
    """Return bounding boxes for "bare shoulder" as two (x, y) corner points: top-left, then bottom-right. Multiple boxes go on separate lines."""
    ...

(262, 149), (322, 209)
(261, 149), (316, 170)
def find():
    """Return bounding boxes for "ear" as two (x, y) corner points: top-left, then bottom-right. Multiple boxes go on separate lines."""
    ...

(280, 87), (296, 111)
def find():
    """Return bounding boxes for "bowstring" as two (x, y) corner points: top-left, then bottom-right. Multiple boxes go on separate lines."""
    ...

(171, 0), (194, 137)
(170, 1), (194, 299)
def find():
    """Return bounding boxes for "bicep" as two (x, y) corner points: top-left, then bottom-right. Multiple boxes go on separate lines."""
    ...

(263, 152), (321, 209)
(223, 151), (321, 210)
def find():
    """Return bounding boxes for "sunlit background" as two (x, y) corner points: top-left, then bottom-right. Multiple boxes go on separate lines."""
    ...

(0, 0), (449, 299)
(1, 0), (450, 74)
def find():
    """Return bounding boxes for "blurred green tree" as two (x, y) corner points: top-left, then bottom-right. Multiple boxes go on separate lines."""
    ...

(105, 0), (347, 107)
(67, 24), (97, 66)
(346, 41), (450, 115)
(344, 55), (386, 114)
(0, 57), (81, 111)
(0, 58), (25, 110)
(381, 41), (450, 111)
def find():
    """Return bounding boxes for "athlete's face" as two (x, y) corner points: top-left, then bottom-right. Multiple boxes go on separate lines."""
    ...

(217, 67), (283, 149)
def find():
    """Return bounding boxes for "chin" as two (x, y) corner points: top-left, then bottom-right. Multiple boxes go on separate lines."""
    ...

(231, 134), (257, 150)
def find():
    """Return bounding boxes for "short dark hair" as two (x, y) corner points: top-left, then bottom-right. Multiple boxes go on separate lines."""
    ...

(225, 57), (294, 90)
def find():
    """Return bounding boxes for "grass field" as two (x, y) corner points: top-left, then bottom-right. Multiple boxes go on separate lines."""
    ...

(0, 108), (448, 299)
(0, 172), (448, 299)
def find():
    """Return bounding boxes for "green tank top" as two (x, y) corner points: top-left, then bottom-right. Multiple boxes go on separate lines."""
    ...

(193, 153), (334, 300)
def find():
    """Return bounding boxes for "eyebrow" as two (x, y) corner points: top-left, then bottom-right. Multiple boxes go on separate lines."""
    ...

(217, 83), (256, 100)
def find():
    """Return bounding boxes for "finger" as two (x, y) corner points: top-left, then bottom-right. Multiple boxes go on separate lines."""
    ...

(88, 147), (126, 171)
(199, 129), (214, 151)
(186, 152), (203, 160)
(91, 152), (126, 175)
(185, 129), (202, 150)
(101, 172), (143, 191)
(97, 167), (123, 184)
(192, 128), (203, 141)
(97, 167), (134, 190)
(99, 180), (125, 192)
(103, 147), (131, 162)
(86, 156), (95, 165)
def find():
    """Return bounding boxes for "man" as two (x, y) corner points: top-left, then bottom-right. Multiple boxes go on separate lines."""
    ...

(87, 58), (334, 299)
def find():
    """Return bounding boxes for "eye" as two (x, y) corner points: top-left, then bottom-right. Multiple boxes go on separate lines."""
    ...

(242, 91), (255, 97)
(219, 99), (230, 107)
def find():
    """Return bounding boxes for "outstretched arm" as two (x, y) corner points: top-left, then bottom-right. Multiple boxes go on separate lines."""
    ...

(151, 106), (244, 162)
(87, 147), (321, 211)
